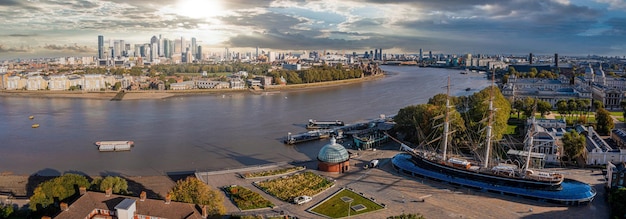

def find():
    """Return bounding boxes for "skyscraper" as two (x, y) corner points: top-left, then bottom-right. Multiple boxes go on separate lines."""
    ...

(419, 48), (423, 62)
(191, 37), (197, 59)
(529, 53), (533, 64)
(163, 39), (170, 58)
(98, 35), (104, 59)
(379, 48), (383, 60)
(197, 46), (202, 61)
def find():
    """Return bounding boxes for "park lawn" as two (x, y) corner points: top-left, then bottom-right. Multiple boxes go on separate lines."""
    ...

(223, 185), (274, 210)
(310, 189), (384, 218)
(256, 171), (334, 202)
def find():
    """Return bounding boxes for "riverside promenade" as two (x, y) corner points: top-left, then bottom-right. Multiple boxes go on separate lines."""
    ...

(193, 144), (609, 219)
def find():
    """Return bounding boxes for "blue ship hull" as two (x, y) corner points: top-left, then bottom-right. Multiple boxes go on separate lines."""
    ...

(392, 153), (596, 205)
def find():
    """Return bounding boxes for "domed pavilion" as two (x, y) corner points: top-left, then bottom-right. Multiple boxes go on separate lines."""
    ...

(317, 137), (350, 173)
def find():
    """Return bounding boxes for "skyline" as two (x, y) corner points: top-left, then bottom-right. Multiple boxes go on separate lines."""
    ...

(1, 0), (626, 59)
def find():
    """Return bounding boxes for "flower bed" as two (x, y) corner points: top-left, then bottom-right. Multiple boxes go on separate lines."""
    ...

(243, 166), (305, 178)
(223, 185), (274, 210)
(256, 171), (334, 202)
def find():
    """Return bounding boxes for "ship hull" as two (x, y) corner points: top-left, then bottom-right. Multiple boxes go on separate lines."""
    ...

(393, 153), (596, 205)
(410, 153), (563, 189)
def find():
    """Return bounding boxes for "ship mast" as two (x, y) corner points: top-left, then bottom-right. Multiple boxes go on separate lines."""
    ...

(524, 100), (537, 172)
(442, 76), (450, 161)
(483, 71), (494, 168)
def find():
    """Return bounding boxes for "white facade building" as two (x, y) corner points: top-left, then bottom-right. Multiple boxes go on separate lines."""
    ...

(48, 75), (69, 91)
(26, 75), (47, 90)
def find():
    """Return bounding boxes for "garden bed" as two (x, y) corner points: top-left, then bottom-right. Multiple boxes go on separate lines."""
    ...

(255, 171), (334, 202)
(242, 166), (305, 179)
(223, 185), (274, 210)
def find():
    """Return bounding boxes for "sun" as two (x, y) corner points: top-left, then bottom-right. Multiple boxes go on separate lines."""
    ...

(175, 0), (225, 19)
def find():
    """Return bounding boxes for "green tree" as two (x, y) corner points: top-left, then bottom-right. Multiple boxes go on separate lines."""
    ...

(170, 177), (225, 217)
(537, 99), (552, 117)
(593, 100), (604, 110)
(567, 99), (578, 117)
(596, 108), (614, 135)
(113, 82), (121, 91)
(29, 174), (90, 212)
(562, 130), (586, 162)
(393, 103), (465, 146)
(508, 66), (517, 75)
(0, 204), (14, 218)
(466, 86), (511, 141)
(556, 100), (568, 118)
(91, 176), (129, 194)
(609, 187), (626, 218)
(502, 74), (509, 84)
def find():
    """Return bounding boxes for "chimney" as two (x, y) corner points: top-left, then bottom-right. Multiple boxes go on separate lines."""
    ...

(140, 191), (146, 201)
(60, 202), (69, 211)
(165, 193), (171, 204)
(105, 188), (112, 197)
(201, 205), (208, 219)
(79, 186), (87, 196)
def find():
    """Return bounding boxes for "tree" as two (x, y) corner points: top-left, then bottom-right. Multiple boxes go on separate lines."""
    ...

(169, 177), (225, 217)
(29, 174), (90, 212)
(465, 86), (511, 141)
(556, 100), (568, 118)
(562, 130), (586, 162)
(596, 108), (614, 135)
(513, 99), (524, 119)
(502, 74), (509, 84)
(609, 187), (626, 218)
(92, 176), (128, 194)
(593, 100), (604, 110)
(0, 204), (14, 218)
(567, 99), (578, 117)
(536, 99), (552, 117)
(394, 103), (465, 146)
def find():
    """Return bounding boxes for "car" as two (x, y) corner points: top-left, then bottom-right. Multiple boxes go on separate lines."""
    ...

(293, 195), (312, 205)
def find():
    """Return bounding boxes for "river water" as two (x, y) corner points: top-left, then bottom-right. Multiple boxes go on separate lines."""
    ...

(0, 66), (491, 176)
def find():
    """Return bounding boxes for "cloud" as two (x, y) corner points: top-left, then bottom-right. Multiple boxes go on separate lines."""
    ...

(0, 44), (31, 53)
(43, 44), (96, 53)
(596, 0), (626, 10)
(6, 34), (37, 37)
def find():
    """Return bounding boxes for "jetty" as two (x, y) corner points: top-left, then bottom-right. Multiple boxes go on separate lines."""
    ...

(95, 141), (134, 152)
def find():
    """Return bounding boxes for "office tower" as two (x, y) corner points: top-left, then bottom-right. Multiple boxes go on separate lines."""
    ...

(113, 40), (120, 58)
(145, 46), (151, 61)
(370, 50), (373, 59)
(180, 37), (185, 55)
(554, 53), (559, 68)
(256, 47), (259, 58)
(374, 49), (378, 60)
(133, 44), (141, 57)
(429, 51), (432, 59)
(159, 37), (164, 57)
(164, 39), (170, 58)
(225, 47), (230, 61)
(529, 53), (533, 64)
(379, 48), (383, 60)
(419, 48), (423, 62)
(191, 37), (197, 58)
(151, 42), (158, 62)
(124, 43), (130, 57)
(197, 46), (202, 61)
(98, 35), (104, 59)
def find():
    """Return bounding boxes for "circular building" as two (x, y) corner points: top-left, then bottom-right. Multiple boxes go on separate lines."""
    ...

(318, 137), (350, 173)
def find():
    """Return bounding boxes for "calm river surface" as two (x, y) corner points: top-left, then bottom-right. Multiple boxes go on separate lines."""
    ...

(0, 66), (491, 176)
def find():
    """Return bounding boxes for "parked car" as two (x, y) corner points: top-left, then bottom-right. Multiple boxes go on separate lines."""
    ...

(293, 195), (312, 205)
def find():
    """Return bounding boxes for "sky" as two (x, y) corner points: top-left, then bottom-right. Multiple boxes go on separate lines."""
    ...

(0, 0), (625, 59)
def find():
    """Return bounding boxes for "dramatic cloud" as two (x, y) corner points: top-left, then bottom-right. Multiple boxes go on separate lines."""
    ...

(43, 44), (96, 53)
(0, 0), (624, 59)
(0, 45), (31, 53)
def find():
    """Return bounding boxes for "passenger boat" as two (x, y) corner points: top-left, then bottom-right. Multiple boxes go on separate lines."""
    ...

(31, 124), (40, 128)
(306, 119), (345, 129)
(402, 77), (564, 189)
(29, 115), (34, 120)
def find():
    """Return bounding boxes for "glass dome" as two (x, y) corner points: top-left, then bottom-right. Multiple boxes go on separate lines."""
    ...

(317, 138), (349, 163)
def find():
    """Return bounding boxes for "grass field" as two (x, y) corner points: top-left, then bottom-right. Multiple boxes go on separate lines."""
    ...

(309, 188), (384, 218)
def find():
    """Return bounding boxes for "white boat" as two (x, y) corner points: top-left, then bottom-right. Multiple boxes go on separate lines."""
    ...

(95, 141), (134, 152)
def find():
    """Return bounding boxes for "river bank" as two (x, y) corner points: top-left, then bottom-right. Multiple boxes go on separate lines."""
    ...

(0, 74), (385, 100)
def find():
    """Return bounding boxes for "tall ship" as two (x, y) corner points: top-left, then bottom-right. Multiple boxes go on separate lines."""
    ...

(391, 77), (595, 205)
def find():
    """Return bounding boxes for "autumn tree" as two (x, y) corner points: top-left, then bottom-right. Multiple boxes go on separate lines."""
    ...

(169, 177), (225, 217)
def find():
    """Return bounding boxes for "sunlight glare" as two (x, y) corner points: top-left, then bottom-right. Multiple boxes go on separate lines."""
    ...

(175, 0), (224, 19)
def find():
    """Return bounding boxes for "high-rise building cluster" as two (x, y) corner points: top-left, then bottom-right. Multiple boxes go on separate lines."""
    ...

(97, 35), (205, 66)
